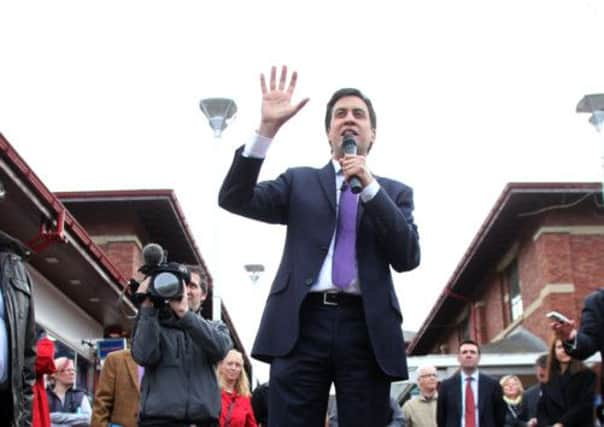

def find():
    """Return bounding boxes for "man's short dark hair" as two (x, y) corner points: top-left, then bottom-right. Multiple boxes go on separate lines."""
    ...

(185, 264), (208, 294)
(536, 353), (548, 368)
(324, 88), (377, 132)
(459, 339), (481, 354)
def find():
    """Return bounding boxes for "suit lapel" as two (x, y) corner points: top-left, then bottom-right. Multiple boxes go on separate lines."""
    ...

(318, 162), (336, 214)
(452, 374), (462, 422)
(124, 350), (140, 393)
(478, 374), (487, 417)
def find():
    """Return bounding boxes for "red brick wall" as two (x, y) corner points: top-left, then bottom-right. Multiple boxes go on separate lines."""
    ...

(98, 241), (143, 281)
(430, 207), (604, 352)
(476, 274), (506, 343)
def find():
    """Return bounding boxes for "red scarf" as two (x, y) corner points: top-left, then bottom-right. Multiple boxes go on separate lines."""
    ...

(32, 337), (56, 427)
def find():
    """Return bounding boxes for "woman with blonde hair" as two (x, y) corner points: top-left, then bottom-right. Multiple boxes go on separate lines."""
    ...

(217, 349), (257, 427)
(499, 375), (529, 427)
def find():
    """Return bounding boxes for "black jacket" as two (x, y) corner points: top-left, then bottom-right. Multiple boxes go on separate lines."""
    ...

(131, 306), (232, 426)
(503, 400), (529, 427)
(522, 384), (541, 420)
(564, 289), (604, 396)
(0, 231), (36, 427)
(537, 369), (595, 427)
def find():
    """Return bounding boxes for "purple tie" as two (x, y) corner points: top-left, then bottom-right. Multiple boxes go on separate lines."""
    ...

(332, 183), (358, 289)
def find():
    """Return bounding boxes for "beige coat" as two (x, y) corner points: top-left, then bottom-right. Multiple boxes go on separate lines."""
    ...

(91, 349), (140, 427)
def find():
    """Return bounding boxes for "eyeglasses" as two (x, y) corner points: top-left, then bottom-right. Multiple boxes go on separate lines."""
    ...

(419, 373), (438, 378)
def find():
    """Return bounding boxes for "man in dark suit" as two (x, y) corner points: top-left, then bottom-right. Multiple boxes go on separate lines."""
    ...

(522, 353), (547, 425)
(436, 340), (506, 427)
(219, 66), (420, 427)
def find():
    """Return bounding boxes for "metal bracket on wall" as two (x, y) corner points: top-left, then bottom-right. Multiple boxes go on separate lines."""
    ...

(28, 209), (68, 253)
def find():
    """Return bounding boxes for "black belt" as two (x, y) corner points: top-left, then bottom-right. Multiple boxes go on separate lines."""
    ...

(305, 291), (362, 307)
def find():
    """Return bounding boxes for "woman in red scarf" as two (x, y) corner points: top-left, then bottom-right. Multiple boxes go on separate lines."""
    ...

(32, 336), (56, 427)
(217, 350), (257, 427)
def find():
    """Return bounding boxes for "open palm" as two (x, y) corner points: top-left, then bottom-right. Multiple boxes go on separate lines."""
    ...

(259, 65), (309, 137)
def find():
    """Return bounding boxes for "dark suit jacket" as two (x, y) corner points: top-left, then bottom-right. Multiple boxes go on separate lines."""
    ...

(537, 369), (595, 427)
(522, 383), (540, 420)
(564, 289), (604, 394)
(91, 349), (140, 427)
(436, 373), (506, 427)
(219, 147), (420, 379)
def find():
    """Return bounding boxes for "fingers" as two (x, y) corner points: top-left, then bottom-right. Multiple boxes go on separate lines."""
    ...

(261, 65), (300, 95)
(287, 71), (298, 95)
(278, 65), (287, 91)
(270, 66), (277, 91)
(292, 97), (310, 115)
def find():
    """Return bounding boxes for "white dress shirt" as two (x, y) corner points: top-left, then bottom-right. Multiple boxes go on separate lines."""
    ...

(460, 370), (480, 427)
(243, 133), (380, 295)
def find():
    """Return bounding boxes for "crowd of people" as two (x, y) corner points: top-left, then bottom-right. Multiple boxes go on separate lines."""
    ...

(4, 65), (604, 427)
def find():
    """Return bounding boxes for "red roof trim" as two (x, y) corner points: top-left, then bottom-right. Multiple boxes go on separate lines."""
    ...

(0, 133), (129, 290)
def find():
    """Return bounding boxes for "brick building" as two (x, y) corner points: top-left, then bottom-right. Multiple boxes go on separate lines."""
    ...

(409, 182), (604, 357)
(0, 132), (248, 393)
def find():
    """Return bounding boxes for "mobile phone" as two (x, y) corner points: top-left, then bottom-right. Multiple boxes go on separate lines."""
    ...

(546, 311), (570, 324)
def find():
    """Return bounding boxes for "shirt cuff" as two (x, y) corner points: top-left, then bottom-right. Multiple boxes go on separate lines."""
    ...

(360, 179), (380, 203)
(242, 132), (272, 158)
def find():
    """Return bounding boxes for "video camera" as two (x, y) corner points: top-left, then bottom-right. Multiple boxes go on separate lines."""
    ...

(129, 243), (190, 306)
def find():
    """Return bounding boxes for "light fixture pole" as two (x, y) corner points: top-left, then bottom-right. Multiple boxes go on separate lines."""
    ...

(200, 98), (237, 321)
(577, 94), (604, 200)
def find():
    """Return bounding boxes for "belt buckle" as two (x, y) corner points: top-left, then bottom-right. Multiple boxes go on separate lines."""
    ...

(323, 292), (339, 306)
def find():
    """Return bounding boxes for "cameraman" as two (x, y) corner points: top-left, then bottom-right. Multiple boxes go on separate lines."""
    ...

(131, 274), (232, 427)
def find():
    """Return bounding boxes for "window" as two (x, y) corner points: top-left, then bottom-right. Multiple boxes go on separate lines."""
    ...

(506, 260), (523, 321)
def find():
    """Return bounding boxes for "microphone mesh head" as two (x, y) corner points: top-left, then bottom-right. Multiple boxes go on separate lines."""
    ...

(342, 137), (358, 155)
(142, 243), (164, 266)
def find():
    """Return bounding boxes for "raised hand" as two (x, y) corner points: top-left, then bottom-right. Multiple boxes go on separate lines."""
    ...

(258, 65), (309, 138)
(551, 319), (577, 341)
(169, 289), (189, 318)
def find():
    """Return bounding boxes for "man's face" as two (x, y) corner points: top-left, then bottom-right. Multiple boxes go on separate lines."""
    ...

(55, 360), (76, 387)
(458, 343), (480, 371)
(186, 272), (206, 312)
(417, 366), (438, 394)
(535, 365), (546, 383)
(327, 95), (376, 159)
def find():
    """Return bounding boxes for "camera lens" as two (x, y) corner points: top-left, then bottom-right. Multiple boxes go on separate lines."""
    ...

(153, 272), (182, 299)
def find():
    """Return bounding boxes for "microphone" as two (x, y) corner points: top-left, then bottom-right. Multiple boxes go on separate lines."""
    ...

(342, 136), (363, 194)
(142, 243), (165, 267)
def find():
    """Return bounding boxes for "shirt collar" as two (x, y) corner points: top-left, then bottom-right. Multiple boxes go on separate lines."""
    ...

(331, 158), (341, 175)
(420, 392), (438, 402)
(461, 369), (479, 382)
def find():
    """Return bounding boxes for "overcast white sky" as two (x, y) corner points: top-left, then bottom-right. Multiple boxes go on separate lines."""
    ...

(2, 0), (604, 381)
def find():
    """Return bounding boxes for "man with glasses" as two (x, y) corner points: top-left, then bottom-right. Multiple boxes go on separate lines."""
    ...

(403, 365), (438, 427)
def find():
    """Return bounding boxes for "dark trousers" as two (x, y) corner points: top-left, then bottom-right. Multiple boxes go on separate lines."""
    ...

(268, 294), (390, 427)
